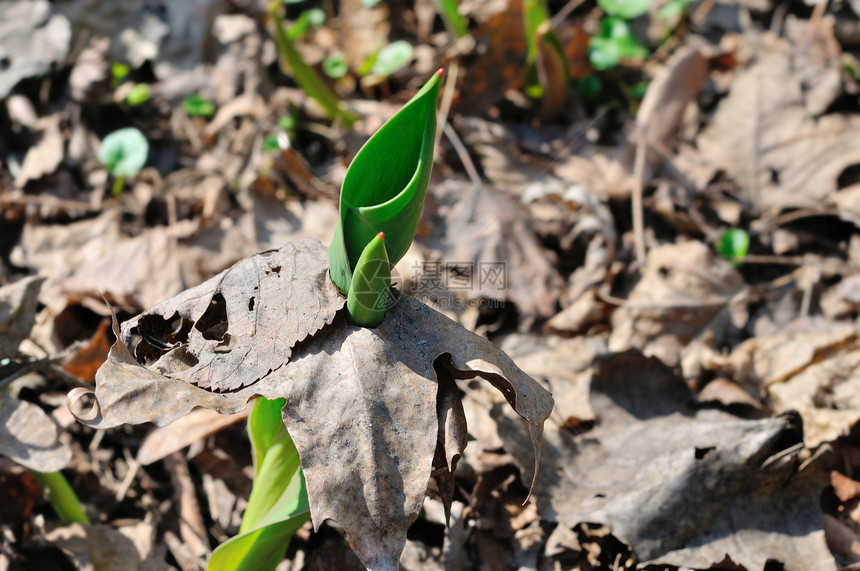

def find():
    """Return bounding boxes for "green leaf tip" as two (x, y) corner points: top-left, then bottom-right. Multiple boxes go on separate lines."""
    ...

(329, 70), (443, 294)
(346, 232), (390, 327)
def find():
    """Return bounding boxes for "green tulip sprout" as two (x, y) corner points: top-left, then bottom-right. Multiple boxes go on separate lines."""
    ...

(329, 69), (442, 311)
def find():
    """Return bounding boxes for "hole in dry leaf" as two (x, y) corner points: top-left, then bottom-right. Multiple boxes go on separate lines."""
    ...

(196, 292), (228, 341)
(248, 296), (255, 311)
(135, 311), (193, 362)
(267, 265), (282, 275)
(836, 162), (860, 189)
(0, 57), (10, 71)
(694, 446), (715, 460)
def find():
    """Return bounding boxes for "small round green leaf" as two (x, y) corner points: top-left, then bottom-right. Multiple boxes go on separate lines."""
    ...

(125, 83), (150, 106)
(323, 52), (349, 79)
(183, 93), (216, 118)
(98, 127), (149, 178)
(370, 41), (413, 78)
(719, 228), (750, 262)
(598, 0), (649, 19)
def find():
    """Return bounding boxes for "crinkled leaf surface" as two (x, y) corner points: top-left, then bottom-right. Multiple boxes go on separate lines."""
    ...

(0, 276), (45, 357)
(495, 349), (835, 570)
(128, 239), (344, 391)
(70, 238), (553, 571)
(1, 388), (71, 472)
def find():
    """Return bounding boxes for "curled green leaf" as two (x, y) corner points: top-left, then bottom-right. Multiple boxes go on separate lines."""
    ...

(346, 232), (390, 327)
(98, 127), (149, 178)
(329, 69), (442, 293)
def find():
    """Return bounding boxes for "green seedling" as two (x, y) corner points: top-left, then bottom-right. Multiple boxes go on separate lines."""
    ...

(269, 0), (357, 126)
(208, 397), (308, 571)
(322, 52), (349, 79)
(436, 0), (469, 39)
(287, 8), (325, 41)
(598, 0), (649, 20)
(659, 0), (695, 21)
(523, 0), (569, 121)
(98, 127), (149, 196)
(346, 232), (390, 327)
(589, 17), (649, 71)
(370, 41), (413, 78)
(183, 93), (216, 118)
(329, 69), (442, 299)
(31, 471), (91, 525)
(719, 228), (750, 266)
(111, 62), (130, 89)
(125, 83), (150, 106)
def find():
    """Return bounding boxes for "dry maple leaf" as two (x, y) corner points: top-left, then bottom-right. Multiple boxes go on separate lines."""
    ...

(68, 238), (553, 570)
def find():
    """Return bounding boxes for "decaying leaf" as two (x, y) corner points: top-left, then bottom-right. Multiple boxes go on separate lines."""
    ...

(420, 180), (564, 329)
(609, 241), (743, 368)
(495, 349), (835, 570)
(126, 239), (344, 391)
(0, 389), (71, 472)
(697, 34), (860, 213)
(40, 521), (170, 571)
(69, 239), (553, 571)
(0, 276), (45, 357)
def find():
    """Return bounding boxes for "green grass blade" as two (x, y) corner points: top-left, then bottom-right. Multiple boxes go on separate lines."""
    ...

(268, 1), (357, 126)
(436, 0), (469, 38)
(207, 510), (310, 571)
(31, 470), (91, 525)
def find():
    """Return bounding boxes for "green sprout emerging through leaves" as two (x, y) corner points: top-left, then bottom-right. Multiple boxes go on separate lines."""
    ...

(98, 127), (149, 196)
(329, 69), (443, 326)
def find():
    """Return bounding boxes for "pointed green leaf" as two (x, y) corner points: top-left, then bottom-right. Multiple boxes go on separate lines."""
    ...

(329, 70), (442, 293)
(207, 397), (309, 571)
(346, 232), (390, 327)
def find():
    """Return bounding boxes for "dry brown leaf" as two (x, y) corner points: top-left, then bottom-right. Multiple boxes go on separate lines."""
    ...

(697, 35), (860, 213)
(0, 389), (71, 472)
(128, 239), (343, 391)
(635, 46), (709, 184)
(136, 408), (250, 466)
(41, 521), (170, 571)
(495, 349), (836, 569)
(14, 114), (65, 187)
(421, 180), (564, 330)
(69, 239), (553, 571)
(609, 241), (743, 368)
(0, 276), (45, 357)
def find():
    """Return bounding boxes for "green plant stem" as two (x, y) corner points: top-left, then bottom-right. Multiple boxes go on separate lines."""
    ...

(111, 176), (126, 197)
(268, 0), (357, 127)
(436, 0), (469, 38)
(31, 470), (91, 525)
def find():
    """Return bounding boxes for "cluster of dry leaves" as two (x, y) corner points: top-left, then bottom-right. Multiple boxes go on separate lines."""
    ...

(3, 0), (860, 569)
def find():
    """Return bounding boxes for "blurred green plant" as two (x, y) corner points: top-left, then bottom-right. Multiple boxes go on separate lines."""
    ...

(111, 62), (130, 89)
(287, 8), (325, 41)
(125, 83), (151, 106)
(370, 40), (413, 78)
(183, 93), (216, 118)
(436, 0), (469, 38)
(207, 397), (309, 571)
(523, 0), (569, 120)
(589, 17), (649, 71)
(719, 228), (750, 265)
(269, 0), (357, 126)
(98, 127), (149, 196)
(322, 52), (349, 79)
(31, 471), (91, 525)
(597, 0), (649, 20)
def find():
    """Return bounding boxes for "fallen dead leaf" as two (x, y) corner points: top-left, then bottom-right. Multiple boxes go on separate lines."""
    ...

(69, 238), (553, 571)
(40, 521), (170, 571)
(0, 388), (71, 472)
(496, 349), (835, 569)
(0, 276), (45, 357)
(136, 407), (250, 466)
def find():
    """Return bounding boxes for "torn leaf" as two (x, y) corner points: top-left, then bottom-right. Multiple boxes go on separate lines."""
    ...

(69, 239), (553, 571)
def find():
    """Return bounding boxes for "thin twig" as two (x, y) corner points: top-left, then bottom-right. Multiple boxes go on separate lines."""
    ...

(631, 125), (648, 265)
(443, 122), (482, 187)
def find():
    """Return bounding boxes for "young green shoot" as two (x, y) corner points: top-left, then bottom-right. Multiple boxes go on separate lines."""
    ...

(719, 228), (750, 267)
(183, 94), (216, 118)
(346, 232), (390, 327)
(208, 397), (309, 571)
(98, 127), (149, 196)
(31, 470), (91, 525)
(523, 0), (569, 120)
(328, 69), (442, 298)
(436, 0), (469, 39)
(268, 0), (357, 126)
(125, 83), (151, 106)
